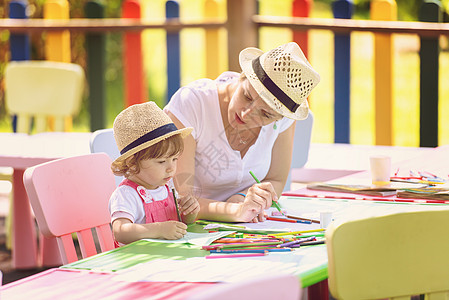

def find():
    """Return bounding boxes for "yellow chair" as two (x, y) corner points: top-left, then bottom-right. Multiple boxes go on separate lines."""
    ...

(3, 60), (85, 251)
(326, 210), (449, 300)
(4, 60), (85, 133)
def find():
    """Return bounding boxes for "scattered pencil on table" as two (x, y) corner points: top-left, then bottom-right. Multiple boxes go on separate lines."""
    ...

(205, 252), (268, 259)
(249, 171), (285, 216)
(278, 236), (317, 248)
(266, 216), (312, 224)
(272, 228), (326, 236)
(210, 248), (292, 254)
(202, 241), (282, 250)
(286, 214), (320, 224)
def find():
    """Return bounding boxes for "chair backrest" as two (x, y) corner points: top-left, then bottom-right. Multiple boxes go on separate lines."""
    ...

(23, 153), (116, 265)
(326, 209), (449, 300)
(89, 128), (123, 186)
(284, 110), (314, 191)
(186, 274), (302, 300)
(5, 60), (85, 133)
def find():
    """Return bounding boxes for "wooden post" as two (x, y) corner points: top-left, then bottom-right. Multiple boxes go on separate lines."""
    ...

(122, 0), (147, 107)
(332, 0), (353, 144)
(43, 0), (72, 131)
(85, 1), (106, 131)
(43, 0), (71, 63)
(226, 0), (258, 72)
(205, 0), (221, 79)
(292, 0), (312, 59)
(166, 0), (181, 102)
(419, 0), (441, 147)
(9, 0), (30, 133)
(371, 0), (397, 146)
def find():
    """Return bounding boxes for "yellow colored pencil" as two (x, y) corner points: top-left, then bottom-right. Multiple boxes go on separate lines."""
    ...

(272, 228), (326, 236)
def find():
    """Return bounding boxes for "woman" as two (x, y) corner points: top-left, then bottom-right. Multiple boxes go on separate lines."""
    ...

(164, 42), (320, 223)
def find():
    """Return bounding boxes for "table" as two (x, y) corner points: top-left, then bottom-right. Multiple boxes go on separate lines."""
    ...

(0, 132), (91, 269)
(4, 195), (449, 299)
(291, 143), (434, 186)
(1, 239), (328, 299)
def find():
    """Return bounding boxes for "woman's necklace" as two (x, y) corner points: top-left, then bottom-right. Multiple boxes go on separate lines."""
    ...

(237, 129), (247, 145)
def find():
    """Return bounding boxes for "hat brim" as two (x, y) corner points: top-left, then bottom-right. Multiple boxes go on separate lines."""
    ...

(239, 47), (309, 121)
(113, 126), (193, 164)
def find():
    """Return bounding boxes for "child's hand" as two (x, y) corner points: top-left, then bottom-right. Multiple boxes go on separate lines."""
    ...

(157, 221), (187, 240)
(178, 194), (200, 216)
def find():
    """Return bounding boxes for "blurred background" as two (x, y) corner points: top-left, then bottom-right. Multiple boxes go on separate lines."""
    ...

(0, 0), (448, 146)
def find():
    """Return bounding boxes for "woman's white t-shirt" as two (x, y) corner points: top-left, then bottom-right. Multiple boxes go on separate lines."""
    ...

(164, 72), (294, 202)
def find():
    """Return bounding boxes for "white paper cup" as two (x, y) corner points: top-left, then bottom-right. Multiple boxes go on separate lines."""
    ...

(320, 211), (333, 229)
(370, 155), (391, 186)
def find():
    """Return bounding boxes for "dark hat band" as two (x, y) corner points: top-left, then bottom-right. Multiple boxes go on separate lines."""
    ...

(252, 56), (299, 113)
(120, 123), (178, 155)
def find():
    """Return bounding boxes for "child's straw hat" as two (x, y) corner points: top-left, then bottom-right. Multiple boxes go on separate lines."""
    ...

(239, 42), (320, 120)
(113, 101), (192, 163)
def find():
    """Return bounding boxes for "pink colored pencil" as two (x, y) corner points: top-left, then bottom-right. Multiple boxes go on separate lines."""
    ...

(205, 252), (268, 259)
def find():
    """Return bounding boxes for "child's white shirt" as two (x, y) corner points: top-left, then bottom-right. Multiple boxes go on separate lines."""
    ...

(109, 179), (175, 224)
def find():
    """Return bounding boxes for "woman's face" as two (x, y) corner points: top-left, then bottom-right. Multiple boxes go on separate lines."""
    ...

(228, 79), (283, 129)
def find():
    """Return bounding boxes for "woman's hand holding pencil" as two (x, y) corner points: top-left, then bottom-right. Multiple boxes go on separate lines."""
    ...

(236, 171), (279, 223)
(240, 182), (276, 223)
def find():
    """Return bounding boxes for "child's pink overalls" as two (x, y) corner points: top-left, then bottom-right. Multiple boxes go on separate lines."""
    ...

(114, 179), (179, 247)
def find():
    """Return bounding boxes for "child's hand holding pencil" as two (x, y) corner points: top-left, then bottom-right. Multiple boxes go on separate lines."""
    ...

(172, 189), (199, 225)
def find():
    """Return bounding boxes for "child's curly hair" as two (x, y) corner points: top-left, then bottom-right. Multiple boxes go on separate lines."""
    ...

(111, 134), (184, 178)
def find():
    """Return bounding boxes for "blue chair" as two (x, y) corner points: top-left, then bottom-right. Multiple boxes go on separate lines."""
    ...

(284, 111), (314, 192)
(89, 128), (123, 186)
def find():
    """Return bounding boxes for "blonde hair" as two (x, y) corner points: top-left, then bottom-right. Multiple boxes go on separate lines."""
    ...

(111, 134), (184, 178)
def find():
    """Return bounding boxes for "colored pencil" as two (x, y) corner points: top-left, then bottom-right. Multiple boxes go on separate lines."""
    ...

(205, 252), (268, 259)
(292, 240), (325, 247)
(195, 220), (246, 229)
(214, 247), (292, 251)
(266, 216), (298, 223)
(278, 236), (316, 247)
(202, 241), (282, 250)
(172, 188), (181, 221)
(272, 228), (326, 236)
(286, 214), (320, 224)
(210, 248), (292, 253)
(249, 171), (285, 216)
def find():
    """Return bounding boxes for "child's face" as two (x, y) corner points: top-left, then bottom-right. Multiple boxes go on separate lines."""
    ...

(131, 154), (179, 190)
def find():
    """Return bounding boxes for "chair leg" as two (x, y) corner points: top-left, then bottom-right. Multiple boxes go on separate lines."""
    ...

(5, 194), (12, 250)
(40, 233), (63, 267)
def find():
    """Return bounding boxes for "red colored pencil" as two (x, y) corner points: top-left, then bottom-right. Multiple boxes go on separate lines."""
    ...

(266, 216), (298, 223)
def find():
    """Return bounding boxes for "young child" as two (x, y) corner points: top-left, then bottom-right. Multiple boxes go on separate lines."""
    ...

(109, 101), (199, 245)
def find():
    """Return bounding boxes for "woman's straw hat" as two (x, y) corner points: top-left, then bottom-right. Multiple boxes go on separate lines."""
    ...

(239, 42), (320, 120)
(113, 101), (192, 163)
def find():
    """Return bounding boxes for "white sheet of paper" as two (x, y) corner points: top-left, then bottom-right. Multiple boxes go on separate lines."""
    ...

(142, 231), (234, 246)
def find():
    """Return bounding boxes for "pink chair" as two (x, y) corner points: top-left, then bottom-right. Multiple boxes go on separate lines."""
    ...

(23, 153), (116, 264)
(186, 274), (302, 300)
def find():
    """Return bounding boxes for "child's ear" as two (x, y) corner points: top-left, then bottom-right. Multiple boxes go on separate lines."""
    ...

(125, 155), (136, 170)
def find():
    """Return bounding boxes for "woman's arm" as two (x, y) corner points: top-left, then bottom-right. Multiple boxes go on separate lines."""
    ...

(263, 121), (296, 195)
(167, 110), (268, 223)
